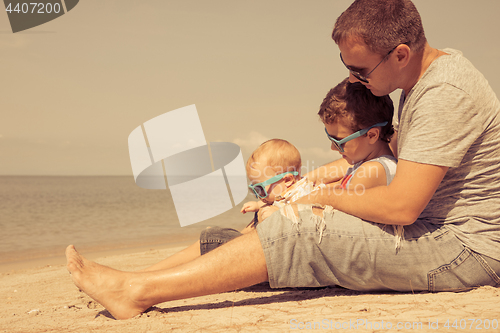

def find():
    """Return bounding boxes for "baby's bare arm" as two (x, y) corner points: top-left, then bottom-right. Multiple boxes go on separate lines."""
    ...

(240, 200), (266, 213)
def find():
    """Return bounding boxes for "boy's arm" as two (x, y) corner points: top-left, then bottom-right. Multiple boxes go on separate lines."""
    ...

(303, 157), (351, 185)
(342, 161), (388, 190)
(295, 159), (448, 226)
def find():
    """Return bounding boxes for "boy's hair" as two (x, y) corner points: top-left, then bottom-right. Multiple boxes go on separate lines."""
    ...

(318, 78), (394, 142)
(332, 0), (426, 55)
(246, 139), (301, 176)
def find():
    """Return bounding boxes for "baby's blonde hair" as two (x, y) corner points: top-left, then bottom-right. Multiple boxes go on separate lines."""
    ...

(246, 139), (301, 176)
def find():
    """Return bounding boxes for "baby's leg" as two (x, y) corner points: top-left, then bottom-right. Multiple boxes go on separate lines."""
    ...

(139, 240), (201, 272)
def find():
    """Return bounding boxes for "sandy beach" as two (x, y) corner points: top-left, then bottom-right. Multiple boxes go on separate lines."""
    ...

(2, 245), (499, 333)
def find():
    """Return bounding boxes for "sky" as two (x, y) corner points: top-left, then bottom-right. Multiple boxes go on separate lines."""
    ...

(1, 0), (499, 176)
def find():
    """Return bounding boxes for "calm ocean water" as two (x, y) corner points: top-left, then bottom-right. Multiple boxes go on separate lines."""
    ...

(0, 176), (251, 265)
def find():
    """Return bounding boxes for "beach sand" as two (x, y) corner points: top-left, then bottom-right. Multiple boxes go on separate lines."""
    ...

(2, 245), (500, 333)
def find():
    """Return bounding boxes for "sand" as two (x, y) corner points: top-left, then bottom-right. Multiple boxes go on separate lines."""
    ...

(2, 246), (500, 333)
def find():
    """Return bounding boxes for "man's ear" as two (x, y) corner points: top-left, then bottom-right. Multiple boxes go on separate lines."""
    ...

(395, 44), (411, 68)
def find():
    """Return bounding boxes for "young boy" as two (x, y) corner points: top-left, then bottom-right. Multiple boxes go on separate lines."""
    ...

(319, 78), (397, 191)
(318, 77), (401, 247)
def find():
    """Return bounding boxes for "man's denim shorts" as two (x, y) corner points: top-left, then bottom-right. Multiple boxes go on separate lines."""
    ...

(254, 204), (500, 292)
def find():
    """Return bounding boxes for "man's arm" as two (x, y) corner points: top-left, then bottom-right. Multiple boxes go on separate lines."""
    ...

(303, 157), (351, 185)
(296, 159), (448, 225)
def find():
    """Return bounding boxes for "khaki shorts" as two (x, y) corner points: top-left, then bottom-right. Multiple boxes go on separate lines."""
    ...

(256, 204), (500, 292)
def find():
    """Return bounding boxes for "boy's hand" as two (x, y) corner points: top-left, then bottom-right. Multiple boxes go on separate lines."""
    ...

(240, 201), (262, 213)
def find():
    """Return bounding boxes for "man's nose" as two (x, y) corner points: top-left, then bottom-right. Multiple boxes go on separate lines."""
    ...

(348, 72), (360, 83)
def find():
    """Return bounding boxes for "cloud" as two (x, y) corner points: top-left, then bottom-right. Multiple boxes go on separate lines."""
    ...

(232, 131), (270, 153)
(230, 131), (339, 174)
(297, 146), (340, 173)
(300, 146), (337, 160)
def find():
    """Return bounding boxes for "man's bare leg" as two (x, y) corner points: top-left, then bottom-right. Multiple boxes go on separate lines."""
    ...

(138, 240), (201, 272)
(66, 230), (268, 320)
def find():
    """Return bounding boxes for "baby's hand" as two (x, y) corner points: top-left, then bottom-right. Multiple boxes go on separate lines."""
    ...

(258, 205), (280, 221)
(241, 201), (262, 213)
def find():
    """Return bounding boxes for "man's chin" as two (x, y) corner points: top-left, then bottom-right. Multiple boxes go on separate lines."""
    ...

(366, 86), (383, 96)
(366, 85), (396, 97)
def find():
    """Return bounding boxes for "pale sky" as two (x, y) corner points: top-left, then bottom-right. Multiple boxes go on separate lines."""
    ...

(1, 0), (499, 175)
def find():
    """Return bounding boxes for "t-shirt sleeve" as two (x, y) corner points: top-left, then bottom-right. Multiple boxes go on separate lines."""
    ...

(392, 91), (405, 132)
(398, 83), (482, 167)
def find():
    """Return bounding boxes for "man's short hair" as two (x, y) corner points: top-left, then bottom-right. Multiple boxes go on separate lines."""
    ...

(332, 0), (427, 55)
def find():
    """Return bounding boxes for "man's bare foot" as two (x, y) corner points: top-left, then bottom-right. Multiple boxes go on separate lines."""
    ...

(65, 245), (150, 320)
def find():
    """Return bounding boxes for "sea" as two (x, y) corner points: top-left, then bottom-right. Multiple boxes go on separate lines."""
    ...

(0, 176), (251, 271)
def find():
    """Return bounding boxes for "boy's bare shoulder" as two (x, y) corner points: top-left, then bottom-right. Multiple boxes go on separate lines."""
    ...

(348, 161), (387, 189)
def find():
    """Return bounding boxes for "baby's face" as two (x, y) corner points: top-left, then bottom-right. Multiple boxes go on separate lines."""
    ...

(247, 162), (289, 204)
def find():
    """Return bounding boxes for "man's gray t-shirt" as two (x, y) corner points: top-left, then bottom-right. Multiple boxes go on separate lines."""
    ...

(395, 48), (500, 261)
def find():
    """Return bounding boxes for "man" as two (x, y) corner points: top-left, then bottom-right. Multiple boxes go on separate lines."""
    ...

(66, 0), (500, 320)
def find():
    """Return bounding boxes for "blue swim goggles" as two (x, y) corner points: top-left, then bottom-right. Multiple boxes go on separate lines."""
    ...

(325, 121), (388, 153)
(248, 171), (299, 199)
